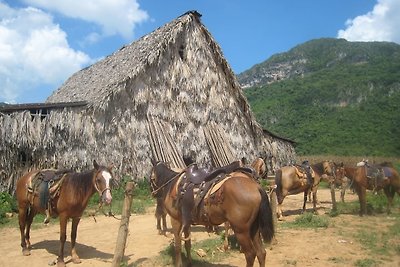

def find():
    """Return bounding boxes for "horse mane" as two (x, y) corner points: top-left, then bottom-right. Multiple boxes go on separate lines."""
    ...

(64, 169), (95, 200)
(379, 161), (393, 167)
(311, 162), (324, 175)
(155, 162), (179, 184)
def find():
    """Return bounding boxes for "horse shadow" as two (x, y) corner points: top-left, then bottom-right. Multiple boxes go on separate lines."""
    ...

(31, 239), (116, 262)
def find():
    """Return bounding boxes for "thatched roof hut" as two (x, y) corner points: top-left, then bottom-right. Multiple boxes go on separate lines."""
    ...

(0, 11), (295, 194)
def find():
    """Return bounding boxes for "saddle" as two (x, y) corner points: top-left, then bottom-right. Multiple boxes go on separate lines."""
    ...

(28, 169), (72, 223)
(293, 161), (315, 187)
(185, 160), (252, 184)
(178, 161), (254, 237)
(363, 164), (388, 191)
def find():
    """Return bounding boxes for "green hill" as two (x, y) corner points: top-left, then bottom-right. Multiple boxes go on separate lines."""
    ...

(238, 38), (400, 156)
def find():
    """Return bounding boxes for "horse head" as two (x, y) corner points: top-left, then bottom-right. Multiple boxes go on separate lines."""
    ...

(149, 160), (179, 197)
(251, 157), (267, 179)
(92, 160), (114, 205)
(333, 162), (346, 185)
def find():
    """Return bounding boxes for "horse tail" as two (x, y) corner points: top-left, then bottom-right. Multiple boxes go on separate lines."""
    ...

(251, 188), (274, 243)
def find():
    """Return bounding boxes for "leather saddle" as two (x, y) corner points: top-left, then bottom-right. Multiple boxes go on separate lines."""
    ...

(185, 160), (253, 185)
(178, 161), (255, 236)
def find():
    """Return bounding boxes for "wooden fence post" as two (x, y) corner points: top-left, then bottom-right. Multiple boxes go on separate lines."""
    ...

(270, 188), (278, 234)
(112, 182), (135, 267)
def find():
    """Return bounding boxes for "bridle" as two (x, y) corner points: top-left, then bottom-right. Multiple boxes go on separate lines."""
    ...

(93, 170), (112, 200)
(150, 163), (182, 197)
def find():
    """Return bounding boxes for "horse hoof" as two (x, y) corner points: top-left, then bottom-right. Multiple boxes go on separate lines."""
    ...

(57, 261), (66, 267)
(22, 249), (31, 256)
(72, 258), (81, 264)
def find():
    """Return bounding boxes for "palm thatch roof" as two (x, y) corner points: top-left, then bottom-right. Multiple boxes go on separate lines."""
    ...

(0, 11), (295, 194)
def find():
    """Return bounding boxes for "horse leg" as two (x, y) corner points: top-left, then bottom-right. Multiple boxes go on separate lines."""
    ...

(70, 217), (82, 264)
(183, 226), (192, 266)
(162, 213), (168, 234)
(383, 186), (395, 214)
(170, 217), (183, 267)
(355, 185), (367, 216)
(156, 214), (162, 234)
(301, 191), (307, 213)
(312, 189), (318, 214)
(223, 221), (230, 251)
(24, 207), (35, 250)
(18, 205), (30, 256)
(340, 185), (346, 202)
(252, 230), (266, 267)
(57, 215), (68, 267)
(234, 231), (256, 267)
(276, 193), (285, 220)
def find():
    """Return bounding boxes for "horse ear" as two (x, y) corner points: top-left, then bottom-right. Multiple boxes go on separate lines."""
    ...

(151, 159), (157, 166)
(93, 160), (99, 169)
(108, 163), (114, 170)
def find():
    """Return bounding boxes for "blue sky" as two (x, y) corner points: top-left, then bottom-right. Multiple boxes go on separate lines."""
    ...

(1, 0), (399, 104)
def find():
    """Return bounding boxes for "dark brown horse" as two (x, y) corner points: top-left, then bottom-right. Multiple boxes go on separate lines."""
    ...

(274, 161), (335, 219)
(150, 160), (274, 267)
(16, 160), (114, 267)
(339, 163), (400, 215)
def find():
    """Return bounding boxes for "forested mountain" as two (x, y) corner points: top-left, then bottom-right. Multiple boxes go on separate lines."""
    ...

(237, 38), (400, 156)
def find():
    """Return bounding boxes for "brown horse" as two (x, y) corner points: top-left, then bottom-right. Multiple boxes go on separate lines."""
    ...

(274, 161), (335, 219)
(16, 160), (114, 267)
(339, 163), (400, 215)
(150, 160), (274, 267)
(251, 157), (267, 180)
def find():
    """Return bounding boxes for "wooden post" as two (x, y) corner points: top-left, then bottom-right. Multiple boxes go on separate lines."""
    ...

(112, 182), (135, 267)
(330, 182), (337, 212)
(270, 188), (278, 233)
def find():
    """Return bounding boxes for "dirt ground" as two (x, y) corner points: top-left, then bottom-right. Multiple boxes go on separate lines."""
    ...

(1, 188), (399, 267)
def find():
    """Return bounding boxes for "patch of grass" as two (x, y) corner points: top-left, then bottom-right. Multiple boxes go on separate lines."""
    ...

(354, 258), (380, 267)
(156, 236), (232, 266)
(330, 201), (361, 216)
(0, 192), (18, 225)
(282, 212), (330, 228)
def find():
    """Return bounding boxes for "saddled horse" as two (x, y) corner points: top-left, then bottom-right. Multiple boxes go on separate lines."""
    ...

(338, 163), (400, 215)
(16, 160), (114, 267)
(150, 160), (274, 267)
(222, 157), (268, 250)
(274, 161), (335, 219)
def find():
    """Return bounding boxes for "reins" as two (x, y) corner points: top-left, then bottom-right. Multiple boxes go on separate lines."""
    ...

(151, 172), (182, 197)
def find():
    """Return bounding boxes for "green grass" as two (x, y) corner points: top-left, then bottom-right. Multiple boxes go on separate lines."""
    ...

(354, 258), (380, 267)
(155, 236), (233, 266)
(282, 212), (330, 229)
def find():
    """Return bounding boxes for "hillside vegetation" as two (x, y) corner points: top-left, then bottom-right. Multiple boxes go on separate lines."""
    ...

(238, 38), (400, 156)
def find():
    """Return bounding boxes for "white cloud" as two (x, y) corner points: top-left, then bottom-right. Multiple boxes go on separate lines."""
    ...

(0, 3), (91, 103)
(338, 0), (400, 43)
(23, 0), (149, 39)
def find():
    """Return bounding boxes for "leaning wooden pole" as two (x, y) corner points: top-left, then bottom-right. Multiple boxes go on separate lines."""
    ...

(270, 188), (278, 234)
(112, 182), (135, 267)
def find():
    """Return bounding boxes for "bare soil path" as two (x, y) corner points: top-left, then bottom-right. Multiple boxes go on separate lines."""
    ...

(1, 189), (399, 266)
